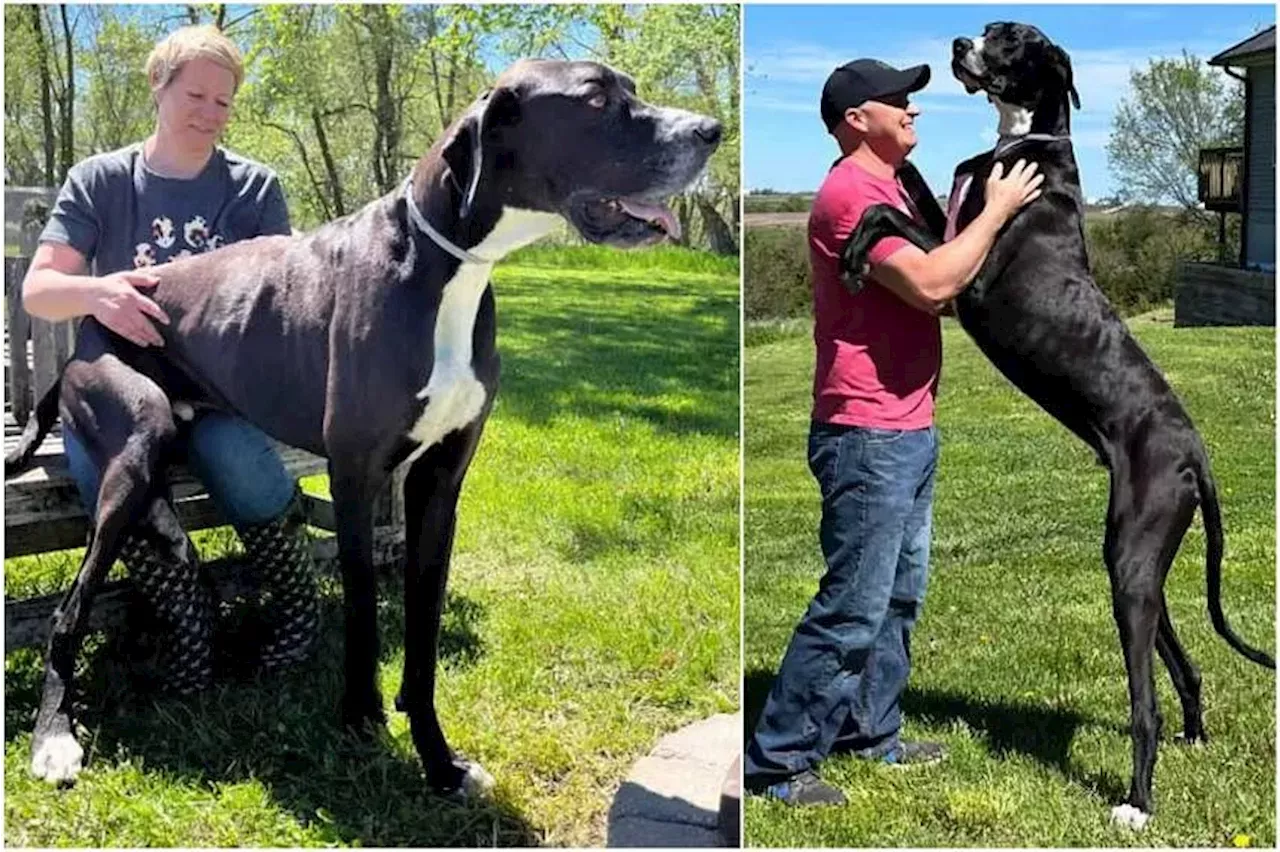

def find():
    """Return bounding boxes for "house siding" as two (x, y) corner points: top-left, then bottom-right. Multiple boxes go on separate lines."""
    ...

(1246, 62), (1275, 269)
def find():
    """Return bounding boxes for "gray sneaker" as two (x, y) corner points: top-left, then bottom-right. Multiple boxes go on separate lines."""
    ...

(759, 770), (847, 807)
(883, 740), (947, 767)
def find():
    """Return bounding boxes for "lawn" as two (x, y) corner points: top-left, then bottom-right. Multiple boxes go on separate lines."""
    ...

(743, 312), (1275, 847)
(4, 245), (740, 847)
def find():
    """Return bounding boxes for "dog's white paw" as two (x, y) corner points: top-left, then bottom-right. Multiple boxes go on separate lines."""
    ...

(172, 401), (195, 422)
(1110, 804), (1150, 831)
(460, 761), (496, 800)
(30, 732), (85, 784)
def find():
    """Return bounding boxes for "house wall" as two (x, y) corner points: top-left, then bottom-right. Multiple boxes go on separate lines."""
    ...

(1246, 61), (1275, 269)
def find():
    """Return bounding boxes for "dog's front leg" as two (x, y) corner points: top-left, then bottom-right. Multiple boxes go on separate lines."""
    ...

(329, 458), (386, 733)
(839, 204), (942, 295)
(398, 419), (494, 797)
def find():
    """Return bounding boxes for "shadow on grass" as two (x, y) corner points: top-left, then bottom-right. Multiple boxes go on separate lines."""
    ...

(4, 588), (535, 846)
(744, 668), (1127, 804)
(495, 276), (738, 438)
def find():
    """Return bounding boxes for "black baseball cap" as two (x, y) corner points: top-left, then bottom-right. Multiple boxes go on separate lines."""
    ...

(820, 59), (931, 131)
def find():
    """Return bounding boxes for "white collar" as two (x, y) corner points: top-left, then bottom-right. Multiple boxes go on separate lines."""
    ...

(402, 177), (494, 266)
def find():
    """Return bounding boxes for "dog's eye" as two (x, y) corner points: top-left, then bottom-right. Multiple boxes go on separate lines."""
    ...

(587, 92), (607, 109)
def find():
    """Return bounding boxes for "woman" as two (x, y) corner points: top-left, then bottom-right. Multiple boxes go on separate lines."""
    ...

(22, 24), (317, 693)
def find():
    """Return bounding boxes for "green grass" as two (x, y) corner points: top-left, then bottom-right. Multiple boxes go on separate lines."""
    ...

(744, 314), (1275, 847)
(4, 248), (740, 847)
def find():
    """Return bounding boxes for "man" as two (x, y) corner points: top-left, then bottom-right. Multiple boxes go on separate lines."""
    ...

(745, 59), (1043, 806)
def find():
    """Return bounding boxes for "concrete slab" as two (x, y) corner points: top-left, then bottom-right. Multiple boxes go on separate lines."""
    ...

(606, 712), (742, 848)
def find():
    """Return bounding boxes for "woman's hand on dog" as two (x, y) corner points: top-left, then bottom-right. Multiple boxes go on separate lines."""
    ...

(90, 271), (170, 347)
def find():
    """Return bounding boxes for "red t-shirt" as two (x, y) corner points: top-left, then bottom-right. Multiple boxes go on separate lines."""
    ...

(809, 157), (941, 429)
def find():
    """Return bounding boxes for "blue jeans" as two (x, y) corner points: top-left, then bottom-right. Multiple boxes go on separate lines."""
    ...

(64, 410), (295, 528)
(745, 421), (939, 784)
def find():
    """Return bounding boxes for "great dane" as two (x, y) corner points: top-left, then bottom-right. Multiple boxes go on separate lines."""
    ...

(839, 23), (1273, 829)
(8, 58), (721, 795)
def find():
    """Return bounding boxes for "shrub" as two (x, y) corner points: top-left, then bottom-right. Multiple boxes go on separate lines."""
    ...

(743, 209), (1231, 323)
(743, 225), (811, 320)
(1084, 208), (1224, 315)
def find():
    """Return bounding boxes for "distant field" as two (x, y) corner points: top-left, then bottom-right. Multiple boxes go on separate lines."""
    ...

(744, 212), (808, 227)
(744, 194), (812, 215)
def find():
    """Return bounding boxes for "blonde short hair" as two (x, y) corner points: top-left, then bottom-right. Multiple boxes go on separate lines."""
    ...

(145, 24), (244, 93)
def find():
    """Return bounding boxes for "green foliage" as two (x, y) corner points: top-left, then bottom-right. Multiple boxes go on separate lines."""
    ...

(744, 211), (1236, 323)
(1084, 208), (1228, 315)
(1107, 52), (1245, 207)
(744, 320), (1275, 846)
(4, 4), (738, 252)
(4, 248), (739, 847)
(80, 8), (156, 154)
(743, 225), (810, 320)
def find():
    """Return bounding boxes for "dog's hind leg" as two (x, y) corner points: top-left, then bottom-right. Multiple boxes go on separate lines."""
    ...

(1156, 598), (1206, 744)
(31, 366), (178, 783)
(1104, 455), (1201, 829)
(397, 419), (494, 797)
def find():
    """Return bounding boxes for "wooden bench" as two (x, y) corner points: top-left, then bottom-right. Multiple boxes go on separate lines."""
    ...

(4, 211), (405, 651)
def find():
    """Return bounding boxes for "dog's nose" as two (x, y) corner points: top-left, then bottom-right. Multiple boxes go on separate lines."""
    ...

(695, 118), (722, 147)
(953, 37), (973, 58)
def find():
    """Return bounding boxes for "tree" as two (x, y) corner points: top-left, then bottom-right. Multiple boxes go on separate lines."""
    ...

(1107, 51), (1244, 211)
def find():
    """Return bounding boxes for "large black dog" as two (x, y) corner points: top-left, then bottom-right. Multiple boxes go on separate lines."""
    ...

(8, 59), (720, 794)
(841, 23), (1273, 829)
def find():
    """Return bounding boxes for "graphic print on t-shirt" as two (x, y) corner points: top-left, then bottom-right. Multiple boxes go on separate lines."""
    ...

(134, 213), (225, 268)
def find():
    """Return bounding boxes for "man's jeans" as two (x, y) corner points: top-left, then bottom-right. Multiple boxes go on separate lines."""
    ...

(746, 421), (939, 784)
(64, 410), (295, 527)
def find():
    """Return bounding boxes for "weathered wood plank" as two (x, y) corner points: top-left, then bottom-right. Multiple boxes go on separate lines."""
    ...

(5, 527), (405, 650)
(6, 490), (339, 558)
(6, 256), (33, 425)
(30, 316), (72, 403)
(5, 442), (332, 558)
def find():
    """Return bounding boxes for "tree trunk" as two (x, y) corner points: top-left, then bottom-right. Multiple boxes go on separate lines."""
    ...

(367, 6), (399, 193)
(58, 4), (74, 182)
(29, 6), (56, 186)
(697, 194), (737, 256)
(312, 107), (346, 218)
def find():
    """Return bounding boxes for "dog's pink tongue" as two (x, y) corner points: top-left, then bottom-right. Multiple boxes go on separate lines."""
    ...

(619, 199), (681, 242)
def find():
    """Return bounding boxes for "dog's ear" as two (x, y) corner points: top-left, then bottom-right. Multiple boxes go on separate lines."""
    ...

(441, 86), (521, 219)
(1049, 44), (1081, 110)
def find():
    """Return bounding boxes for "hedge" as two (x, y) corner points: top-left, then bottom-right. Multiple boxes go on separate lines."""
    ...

(744, 209), (1235, 321)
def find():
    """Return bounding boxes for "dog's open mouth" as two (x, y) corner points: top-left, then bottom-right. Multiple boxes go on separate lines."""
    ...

(952, 61), (985, 94)
(568, 194), (682, 247)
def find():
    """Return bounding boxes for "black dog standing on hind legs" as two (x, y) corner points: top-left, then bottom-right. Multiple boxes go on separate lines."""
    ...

(841, 23), (1274, 830)
(7, 59), (720, 796)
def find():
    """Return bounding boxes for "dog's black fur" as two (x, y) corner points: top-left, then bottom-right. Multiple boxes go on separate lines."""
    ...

(7, 58), (721, 793)
(840, 22), (1273, 822)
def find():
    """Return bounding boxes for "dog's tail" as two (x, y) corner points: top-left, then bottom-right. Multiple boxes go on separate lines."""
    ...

(5, 379), (60, 477)
(1196, 456), (1275, 669)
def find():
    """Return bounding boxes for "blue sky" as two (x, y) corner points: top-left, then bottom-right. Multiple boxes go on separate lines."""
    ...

(745, 4), (1274, 201)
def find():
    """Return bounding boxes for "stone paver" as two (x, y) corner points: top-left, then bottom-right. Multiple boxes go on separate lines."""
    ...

(606, 712), (742, 848)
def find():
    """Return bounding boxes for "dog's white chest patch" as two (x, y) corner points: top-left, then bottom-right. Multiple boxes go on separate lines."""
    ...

(405, 207), (560, 461)
(407, 264), (491, 460)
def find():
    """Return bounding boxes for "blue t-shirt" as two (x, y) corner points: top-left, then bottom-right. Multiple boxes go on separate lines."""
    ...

(40, 143), (290, 274)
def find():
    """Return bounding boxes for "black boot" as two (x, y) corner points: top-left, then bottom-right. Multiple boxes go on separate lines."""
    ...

(238, 491), (319, 671)
(119, 532), (215, 695)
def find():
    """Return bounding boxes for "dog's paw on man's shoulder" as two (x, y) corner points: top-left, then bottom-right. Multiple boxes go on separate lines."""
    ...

(840, 264), (872, 296)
